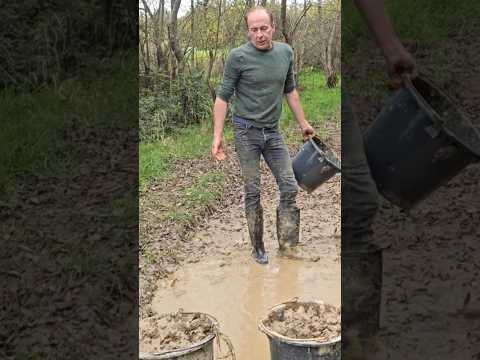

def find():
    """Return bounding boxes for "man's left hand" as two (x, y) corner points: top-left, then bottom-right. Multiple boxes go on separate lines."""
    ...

(384, 40), (417, 89)
(300, 124), (315, 141)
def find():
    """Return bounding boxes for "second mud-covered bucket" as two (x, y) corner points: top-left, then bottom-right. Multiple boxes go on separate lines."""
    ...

(292, 136), (341, 193)
(364, 76), (480, 210)
(259, 300), (341, 360)
(139, 312), (217, 360)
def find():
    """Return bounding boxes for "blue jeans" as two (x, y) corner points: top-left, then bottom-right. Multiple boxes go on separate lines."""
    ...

(232, 116), (298, 213)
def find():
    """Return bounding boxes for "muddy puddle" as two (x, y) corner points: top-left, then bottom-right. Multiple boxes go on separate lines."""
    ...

(150, 252), (340, 359)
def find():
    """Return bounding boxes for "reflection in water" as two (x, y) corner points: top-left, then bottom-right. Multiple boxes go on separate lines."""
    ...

(150, 254), (340, 360)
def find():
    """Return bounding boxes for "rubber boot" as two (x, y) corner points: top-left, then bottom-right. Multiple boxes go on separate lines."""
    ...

(246, 206), (268, 264)
(276, 206), (300, 251)
(342, 249), (384, 359)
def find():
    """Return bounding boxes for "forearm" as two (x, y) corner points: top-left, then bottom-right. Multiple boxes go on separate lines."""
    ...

(285, 89), (308, 128)
(354, 0), (400, 57)
(213, 97), (228, 141)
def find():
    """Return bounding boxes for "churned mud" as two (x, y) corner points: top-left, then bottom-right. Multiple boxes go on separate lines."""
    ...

(140, 120), (341, 359)
(140, 311), (214, 354)
(344, 30), (480, 359)
(264, 301), (341, 341)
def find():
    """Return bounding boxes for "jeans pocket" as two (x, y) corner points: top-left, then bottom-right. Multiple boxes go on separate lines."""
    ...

(233, 122), (249, 136)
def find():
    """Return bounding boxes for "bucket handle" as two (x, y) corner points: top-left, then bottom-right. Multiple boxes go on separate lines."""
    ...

(402, 75), (445, 129)
(308, 137), (341, 171)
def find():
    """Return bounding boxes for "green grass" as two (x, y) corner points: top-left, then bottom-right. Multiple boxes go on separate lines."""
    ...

(343, 0), (480, 52)
(163, 171), (226, 225)
(139, 124), (228, 190)
(183, 171), (225, 206)
(0, 53), (137, 196)
(279, 70), (340, 143)
(165, 210), (194, 224)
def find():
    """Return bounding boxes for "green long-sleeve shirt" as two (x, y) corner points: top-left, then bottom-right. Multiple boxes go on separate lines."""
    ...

(216, 41), (296, 128)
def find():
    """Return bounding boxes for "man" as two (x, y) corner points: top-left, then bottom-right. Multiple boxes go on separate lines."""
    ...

(342, 0), (417, 358)
(211, 7), (314, 265)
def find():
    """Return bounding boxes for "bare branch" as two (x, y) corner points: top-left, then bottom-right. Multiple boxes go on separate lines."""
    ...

(141, 0), (154, 18)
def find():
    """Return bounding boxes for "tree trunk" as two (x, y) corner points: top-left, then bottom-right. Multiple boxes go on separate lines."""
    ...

(191, 0), (195, 66)
(144, 11), (151, 75)
(281, 0), (290, 44)
(325, 15), (338, 88)
(168, 0), (184, 79)
(205, 0), (223, 100)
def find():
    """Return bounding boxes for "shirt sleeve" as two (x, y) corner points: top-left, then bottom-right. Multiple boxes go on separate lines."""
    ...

(283, 46), (296, 94)
(216, 49), (243, 102)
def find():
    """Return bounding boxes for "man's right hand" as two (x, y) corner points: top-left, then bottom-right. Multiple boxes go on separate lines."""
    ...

(211, 138), (226, 161)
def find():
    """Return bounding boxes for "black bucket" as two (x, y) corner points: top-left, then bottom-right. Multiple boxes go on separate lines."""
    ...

(258, 300), (341, 360)
(364, 76), (480, 210)
(292, 136), (341, 193)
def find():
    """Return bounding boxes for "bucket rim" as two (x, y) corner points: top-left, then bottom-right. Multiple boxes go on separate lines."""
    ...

(258, 300), (341, 347)
(139, 312), (218, 360)
(405, 75), (480, 157)
(308, 136), (341, 171)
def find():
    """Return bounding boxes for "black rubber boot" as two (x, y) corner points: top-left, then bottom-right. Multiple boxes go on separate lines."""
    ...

(276, 206), (300, 251)
(246, 206), (268, 264)
(342, 249), (384, 359)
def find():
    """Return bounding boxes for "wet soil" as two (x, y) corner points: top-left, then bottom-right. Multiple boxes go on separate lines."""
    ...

(140, 311), (214, 353)
(1, 127), (137, 359)
(344, 32), (480, 359)
(140, 120), (341, 359)
(263, 301), (341, 341)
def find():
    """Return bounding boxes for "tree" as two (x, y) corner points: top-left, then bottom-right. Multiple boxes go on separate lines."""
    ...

(168, 0), (185, 78)
(317, 0), (340, 87)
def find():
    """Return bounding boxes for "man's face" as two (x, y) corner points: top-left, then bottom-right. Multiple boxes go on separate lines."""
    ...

(246, 10), (275, 50)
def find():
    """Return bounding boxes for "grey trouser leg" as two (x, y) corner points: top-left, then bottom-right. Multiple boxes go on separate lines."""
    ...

(342, 90), (383, 355)
(233, 124), (298, 212)
(234, 124), (262, 212)
(262, 128), (298, 209)
(341, 89), (379, 251)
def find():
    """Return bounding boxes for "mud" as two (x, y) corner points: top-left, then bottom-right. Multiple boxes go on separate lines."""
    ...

(140, 120), (341, 359)
(264, 301), (341, 341)
(140, 311), (214, 353)
(149, 247), (340, 359)
(344, 31), (480, 359)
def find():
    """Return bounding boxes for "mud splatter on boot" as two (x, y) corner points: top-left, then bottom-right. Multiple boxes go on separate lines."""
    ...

(276, 206), (300, 252)
(246, 206), (268, 264)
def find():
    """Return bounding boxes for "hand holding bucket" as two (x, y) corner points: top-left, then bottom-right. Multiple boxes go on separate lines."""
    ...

(364, 75), (480, 210)
(292, 136), (341, 193)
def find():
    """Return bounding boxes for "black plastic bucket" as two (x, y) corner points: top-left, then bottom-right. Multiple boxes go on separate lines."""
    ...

(364, 76), (480, 210)
(139, 313), (217, 360)
(258, 301), (341, 360)
(292, 136), (341, 193)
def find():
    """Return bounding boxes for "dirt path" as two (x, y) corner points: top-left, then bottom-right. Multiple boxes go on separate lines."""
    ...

(140, 120), (341, 359)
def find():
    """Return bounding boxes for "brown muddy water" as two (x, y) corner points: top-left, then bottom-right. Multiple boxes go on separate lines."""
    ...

(150, 252), (340, 360)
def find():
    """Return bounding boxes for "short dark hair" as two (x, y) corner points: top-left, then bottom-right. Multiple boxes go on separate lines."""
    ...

(244, 7), (274, 28)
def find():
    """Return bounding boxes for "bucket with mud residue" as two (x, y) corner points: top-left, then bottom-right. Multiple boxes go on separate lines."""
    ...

(258, 300), (341, 360)
(292, 136), (341, 193)
(364, 75), (480, 210)
(139, 311), (220, 360)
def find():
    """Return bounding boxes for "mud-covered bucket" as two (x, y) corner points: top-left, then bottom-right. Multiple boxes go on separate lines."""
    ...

(292, 136), (341, 193)
(364, 76), (480, 210)
(258, 300), (341, 360)
(139, 312), (217, 360)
